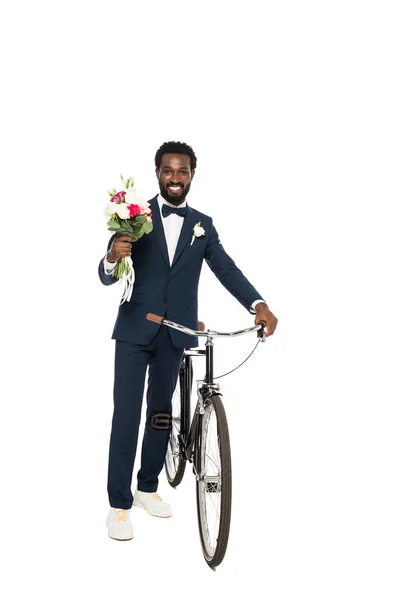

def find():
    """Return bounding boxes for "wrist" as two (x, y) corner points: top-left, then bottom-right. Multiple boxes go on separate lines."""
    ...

(106, 252), (117, 264)
(255, 301), (269, 311)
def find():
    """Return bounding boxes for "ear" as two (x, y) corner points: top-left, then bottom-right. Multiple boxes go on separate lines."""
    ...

(155, 167), (159, 178)
(191, 169), (196, 179)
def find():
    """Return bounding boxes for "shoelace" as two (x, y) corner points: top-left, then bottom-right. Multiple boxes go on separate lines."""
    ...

(152, 493), (162, 502)
(115, 509), (128, 522)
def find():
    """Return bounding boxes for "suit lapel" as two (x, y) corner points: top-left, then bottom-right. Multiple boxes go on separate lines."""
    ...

(150, 197), (169, 267)
(171, 206), (198, 268)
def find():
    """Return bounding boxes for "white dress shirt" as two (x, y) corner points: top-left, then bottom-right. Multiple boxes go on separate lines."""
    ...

(103, 194), (265, 312)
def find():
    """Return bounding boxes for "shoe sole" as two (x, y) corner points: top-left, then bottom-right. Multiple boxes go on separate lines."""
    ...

(108, 534), (133, 541)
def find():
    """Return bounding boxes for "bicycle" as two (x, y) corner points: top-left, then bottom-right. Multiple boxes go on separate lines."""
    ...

(146, 312), (266, 569)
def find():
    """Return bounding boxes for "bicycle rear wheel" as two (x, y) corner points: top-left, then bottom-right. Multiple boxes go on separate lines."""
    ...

(165, 356), (192, 487)
(196, 394), (232, 568)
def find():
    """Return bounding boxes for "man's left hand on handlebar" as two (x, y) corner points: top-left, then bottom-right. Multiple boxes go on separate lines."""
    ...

(254, 302), (278, 337)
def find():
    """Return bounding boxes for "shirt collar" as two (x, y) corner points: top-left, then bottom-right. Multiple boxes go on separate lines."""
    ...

(157, 193), (187, 210)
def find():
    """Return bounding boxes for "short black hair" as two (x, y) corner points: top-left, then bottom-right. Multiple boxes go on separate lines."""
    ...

(155, 141), (197, 172)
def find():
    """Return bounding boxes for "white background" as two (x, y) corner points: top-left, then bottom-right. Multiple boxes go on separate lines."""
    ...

(1, 1), (399, 598)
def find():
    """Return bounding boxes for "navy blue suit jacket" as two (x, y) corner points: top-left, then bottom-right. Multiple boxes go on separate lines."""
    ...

(98, 196), (263, 348)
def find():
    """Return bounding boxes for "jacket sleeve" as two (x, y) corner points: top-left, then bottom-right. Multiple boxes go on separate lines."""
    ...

(204, 219), (264, 312)
(98, 234), (118, 286)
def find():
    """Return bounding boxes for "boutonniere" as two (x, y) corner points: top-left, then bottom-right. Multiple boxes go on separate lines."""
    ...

(190, 221), (206, 246)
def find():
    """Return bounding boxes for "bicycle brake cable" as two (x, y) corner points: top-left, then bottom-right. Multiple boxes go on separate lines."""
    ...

(212, 338), (261, 380)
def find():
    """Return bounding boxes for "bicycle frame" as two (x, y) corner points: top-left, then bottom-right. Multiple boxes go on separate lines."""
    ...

(177, 328), (263, 478)
(146, 313), (265, 475)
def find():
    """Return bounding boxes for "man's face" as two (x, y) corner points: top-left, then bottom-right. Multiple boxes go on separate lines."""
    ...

(156, 153), (194, 205)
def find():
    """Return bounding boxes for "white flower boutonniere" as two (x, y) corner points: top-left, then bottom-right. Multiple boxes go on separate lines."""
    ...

(191, 221), (205, 246)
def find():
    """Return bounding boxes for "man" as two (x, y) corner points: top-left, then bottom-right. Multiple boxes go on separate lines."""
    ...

(99, 141), (278, 541)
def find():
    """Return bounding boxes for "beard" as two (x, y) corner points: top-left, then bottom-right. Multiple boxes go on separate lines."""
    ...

(158, 180), (192, 206)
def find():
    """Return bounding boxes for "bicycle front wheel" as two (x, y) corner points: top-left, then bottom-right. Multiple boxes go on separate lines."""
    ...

(196, 394), (232, 568)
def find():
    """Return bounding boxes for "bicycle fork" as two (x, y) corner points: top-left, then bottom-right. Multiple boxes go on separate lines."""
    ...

(181, 335), (222, 480)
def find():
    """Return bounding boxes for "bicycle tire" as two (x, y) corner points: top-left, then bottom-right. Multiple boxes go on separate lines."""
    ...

(196, 394), (232, 568)
(165, 357), (192, 487)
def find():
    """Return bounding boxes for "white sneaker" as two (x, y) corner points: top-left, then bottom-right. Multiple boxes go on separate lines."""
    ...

(133, 490), (172, 518)
(106, 508), (134, 540)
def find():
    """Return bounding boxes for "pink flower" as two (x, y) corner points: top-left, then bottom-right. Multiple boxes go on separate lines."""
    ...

(147, 215), (152, 222)
(111, 191), (126, 203)
(127, 203), (141, 218)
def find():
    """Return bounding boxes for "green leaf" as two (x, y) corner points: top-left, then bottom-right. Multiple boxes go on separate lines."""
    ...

(122, 220), (134, 233)
(134, 215), (147, 224)
(136, 228), (144, 238)
(142, 221), (152, 234)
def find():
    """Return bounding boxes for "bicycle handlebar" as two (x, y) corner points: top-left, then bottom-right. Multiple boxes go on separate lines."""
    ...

(146, 313), (265, 340)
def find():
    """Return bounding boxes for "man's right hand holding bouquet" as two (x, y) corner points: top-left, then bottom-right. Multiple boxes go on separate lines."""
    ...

(104, 174), (153, 303)
(107, 235), (133, 264)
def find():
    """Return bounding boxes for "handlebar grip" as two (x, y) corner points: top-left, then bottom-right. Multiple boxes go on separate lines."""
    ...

(198, 321), (206, 332)
(257, 325), (266, 341)
(146, 313), (164, 324)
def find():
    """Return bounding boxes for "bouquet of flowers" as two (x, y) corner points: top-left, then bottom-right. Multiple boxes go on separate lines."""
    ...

(104, 174), (153, 303)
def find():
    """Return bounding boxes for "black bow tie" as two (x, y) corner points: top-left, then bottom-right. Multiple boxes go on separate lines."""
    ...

(162, 203), (188, 218)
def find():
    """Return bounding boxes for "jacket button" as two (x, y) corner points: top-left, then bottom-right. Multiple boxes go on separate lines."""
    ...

(168, 276), (172, 281)
(163, 297), (167, 303)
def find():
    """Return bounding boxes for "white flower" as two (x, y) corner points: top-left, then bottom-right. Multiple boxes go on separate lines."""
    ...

(116, 203), (130, 219)
(193, 223), (205, 237)
(104, 202), (118, 217)
(124, 187), (137, 204)
(137, 197), (150, 211)
(191, 221), (205, 245)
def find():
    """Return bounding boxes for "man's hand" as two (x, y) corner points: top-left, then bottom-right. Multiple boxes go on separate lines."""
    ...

(254, 302), (278, 337)
(107, 235), (133, 263)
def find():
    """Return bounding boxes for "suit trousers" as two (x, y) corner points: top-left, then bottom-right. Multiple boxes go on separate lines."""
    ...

(107, 326), (184, 509)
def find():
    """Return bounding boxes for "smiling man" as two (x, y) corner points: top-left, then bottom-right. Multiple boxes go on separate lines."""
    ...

(98, 141), (278, 541)
(158, 155), (192, 203)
